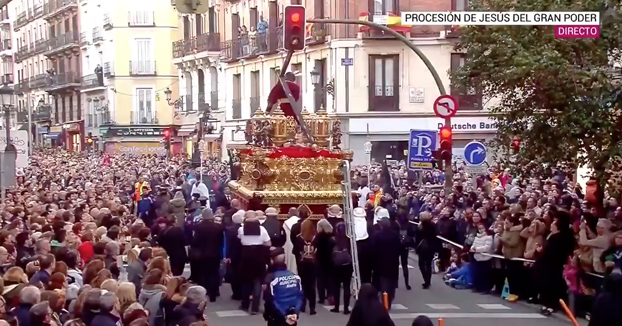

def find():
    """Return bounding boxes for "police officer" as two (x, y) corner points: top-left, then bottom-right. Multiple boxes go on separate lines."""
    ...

(263, 248), (304, 326)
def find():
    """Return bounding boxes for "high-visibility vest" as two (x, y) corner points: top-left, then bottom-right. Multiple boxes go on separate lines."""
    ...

(134, 181), (148, 201)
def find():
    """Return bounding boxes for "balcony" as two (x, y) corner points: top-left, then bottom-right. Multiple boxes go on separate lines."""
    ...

(13, 12), (27, 31)
(0, 39), (11, 52)
(32, 39), (49, 55)
(81, 73), (104, 89)
(103, 14), (113, 30)
(46, 31), (80, 56)
(33, 4), (44, 19)
(306, 23), (328, 45)
(15, 45), (29, 62)
(220, 29), (281, 62)
(80, 32), (90, 46)
(29, 74), (48, 89)
(128, 11), (155, 27)
(129, 60), (156, 76)
(43, 0), (78, 21)
(44, 71), (81, 92)
(173, 33), (221, 59)
(131, 112), (158, 125)
(92, 28), (104, 43)
(14, 80), (29, 94)
(232, 99), (242, 119)
(103, 62), (115, 77)
(33, 105), (52, 121)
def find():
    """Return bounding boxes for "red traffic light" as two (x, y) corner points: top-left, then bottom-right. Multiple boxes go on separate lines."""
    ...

(439, 126), (452, 140)
(283, 5), (306, 51)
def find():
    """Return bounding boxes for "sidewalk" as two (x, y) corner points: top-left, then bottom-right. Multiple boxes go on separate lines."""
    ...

(406, 251), (588, 326)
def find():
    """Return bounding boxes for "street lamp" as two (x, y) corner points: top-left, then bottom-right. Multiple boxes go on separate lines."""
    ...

(0, 83), (16, 202)
(164, 87), (183, 110)
(310, 67), (323, 111)
(198, 139), (205, 183)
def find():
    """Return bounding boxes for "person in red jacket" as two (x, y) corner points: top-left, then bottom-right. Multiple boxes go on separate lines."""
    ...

(266, 72), (301, 121)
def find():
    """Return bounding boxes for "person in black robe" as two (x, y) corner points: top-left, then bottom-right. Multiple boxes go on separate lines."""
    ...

(225, 211), (244, 300)
(157, 215), (188, 276)
(190, 212), (224, 302)
(345, 283), (395, 326)
(371, 218), (401, 307)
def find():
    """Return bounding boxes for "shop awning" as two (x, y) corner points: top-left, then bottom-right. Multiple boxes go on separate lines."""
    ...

(177, 127), (196, 137)
(358, 12), (411, 33)
(44, 132), (61, 139)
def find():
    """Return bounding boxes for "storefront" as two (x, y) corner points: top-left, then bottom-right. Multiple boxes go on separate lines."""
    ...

(46, 126), (64, 147)
(102, 126), (182, 155)
(62, 121), (84, 152)
(343, 115), (498, 165)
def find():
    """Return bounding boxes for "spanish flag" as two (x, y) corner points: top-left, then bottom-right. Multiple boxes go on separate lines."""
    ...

(358, 12), (411, 33)
(306, 23), (314, 38)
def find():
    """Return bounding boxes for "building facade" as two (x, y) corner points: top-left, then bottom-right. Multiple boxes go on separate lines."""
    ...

(171, 0), (495, 163)
(95, 0), (181, 155)
(12, 0), (53, 143)
(0, 4), (17, 130)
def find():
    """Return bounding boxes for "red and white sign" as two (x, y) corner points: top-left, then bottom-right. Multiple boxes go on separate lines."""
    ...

(433, 95), (459, 119)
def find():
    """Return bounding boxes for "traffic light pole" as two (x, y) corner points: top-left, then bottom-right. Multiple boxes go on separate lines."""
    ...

(307, 18), (453, 194)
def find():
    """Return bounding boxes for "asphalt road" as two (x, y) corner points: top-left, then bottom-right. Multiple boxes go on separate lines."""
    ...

(180, 255), (586, 326)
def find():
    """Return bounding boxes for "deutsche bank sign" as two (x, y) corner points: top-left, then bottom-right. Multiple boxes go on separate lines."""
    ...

(407, 129), (437, 170)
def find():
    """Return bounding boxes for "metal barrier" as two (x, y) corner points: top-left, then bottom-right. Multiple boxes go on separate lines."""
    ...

(408, 220), (605, 278)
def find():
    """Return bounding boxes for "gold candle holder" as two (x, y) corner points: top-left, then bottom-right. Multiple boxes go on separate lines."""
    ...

(314, 104), (330, 147)
(269, 104), (288, 147)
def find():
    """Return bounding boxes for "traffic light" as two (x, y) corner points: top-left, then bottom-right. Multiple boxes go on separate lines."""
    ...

(512, 138), (521, 153)
(283, 5), (306, 51)
(173, 0), (208, 14)
(439, 126), (452, 161)
(86, 132), (93, 145)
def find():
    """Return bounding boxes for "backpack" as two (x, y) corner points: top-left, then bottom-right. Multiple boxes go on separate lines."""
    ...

(332, 245), (352, 266)
(301, 237), (316, 262)
(142, 292), (165, 326)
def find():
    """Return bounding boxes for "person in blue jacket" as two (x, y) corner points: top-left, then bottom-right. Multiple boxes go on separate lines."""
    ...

(263, 247), (304, 326)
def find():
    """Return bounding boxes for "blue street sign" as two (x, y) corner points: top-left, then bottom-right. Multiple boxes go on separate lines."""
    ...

(407, 129), (437, 170)
(341, 58), (353, 66)
(464, 141), (487, 166)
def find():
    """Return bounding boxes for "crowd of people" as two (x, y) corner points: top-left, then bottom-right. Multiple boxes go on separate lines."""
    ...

(354, 159), (621, 326)
(0, 149), (620, 326)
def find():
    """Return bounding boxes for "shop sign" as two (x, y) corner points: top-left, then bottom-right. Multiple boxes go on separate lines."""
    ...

(106, 127), (165, 137)
(115, 142), (166, 155)
(64, 123), (81, 132)
(437, 121), (498, 131)
(50, 126), (63, 133)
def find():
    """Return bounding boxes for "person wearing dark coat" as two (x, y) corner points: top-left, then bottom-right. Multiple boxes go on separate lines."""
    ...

(263, 208), (287, 248)
(436, 207), (458, 271)
(371, 218), (401, 306)
(345, 283), (395, 326)
(225, 210), (244, 300)
(396, 215), (416, 290)
(170, 191), (186, 227)
(535, 214), (575, 315)
(415, 212), (438, 289)
(314, 219), (335, 305)
(158, 218), (188, 276)
(190, 211), (224, 302)
(588, 272), (622, 326)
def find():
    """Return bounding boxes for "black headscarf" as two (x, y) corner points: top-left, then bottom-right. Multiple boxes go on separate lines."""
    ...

(346, 284), (395, 326)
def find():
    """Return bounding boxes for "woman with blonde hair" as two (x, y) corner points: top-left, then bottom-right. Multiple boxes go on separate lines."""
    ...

(116, 282), (137, 314)
(100, 279), (119, 293)
(2, 266), (28, 309)
(293, 218), (318, 314)
(148, 256), (171, 276)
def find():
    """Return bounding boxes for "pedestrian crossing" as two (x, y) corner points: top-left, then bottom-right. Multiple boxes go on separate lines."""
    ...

(209, 302), (540, 319)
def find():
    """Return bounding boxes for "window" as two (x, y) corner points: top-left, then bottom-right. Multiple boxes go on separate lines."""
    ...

(369, 54), (399, 111)
(131, 38), (155, 74)
(291, 63), (302, 86)
(232, 74), (241, 119)
(128, 10), (155, 26)
(373, 0), (397, 15)
(195, 14), (203, 35)
(183, 16), (190, 39)
(250, 70), (260, 112)
(450, 53), (481, 110)
(85, 55), (90, 72)
(87, 100), (93, 127)
(208, 7), (217, 33)
(135, 88), (154, 124)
